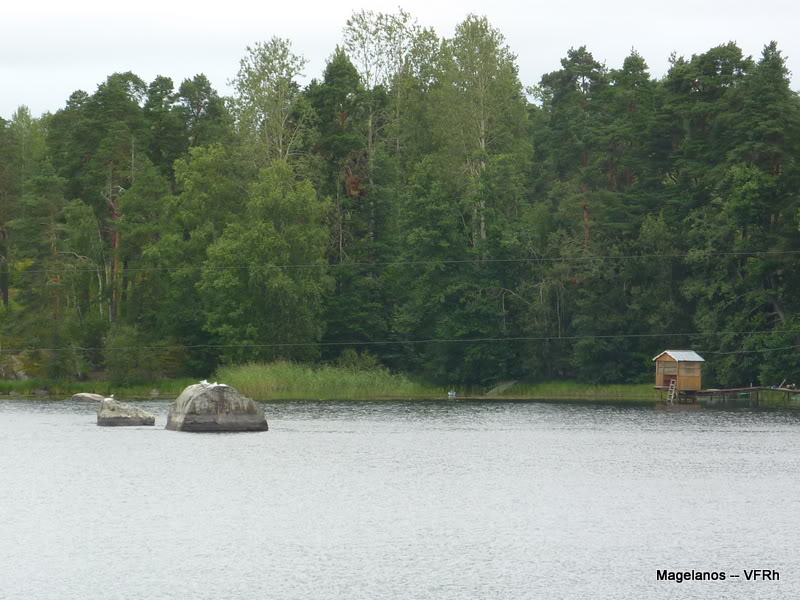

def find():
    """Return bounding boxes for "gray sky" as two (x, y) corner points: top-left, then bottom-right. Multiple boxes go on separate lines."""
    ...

(2, 0), (798, 118)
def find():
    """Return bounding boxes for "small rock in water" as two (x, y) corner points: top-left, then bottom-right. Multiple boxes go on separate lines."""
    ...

(166, 383), (267, 432)
(72, 393), (105, 402)
(97, 398), (155, 427)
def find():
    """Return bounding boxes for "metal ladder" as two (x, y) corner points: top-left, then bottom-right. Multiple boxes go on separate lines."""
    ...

(667, 379), (678, 404)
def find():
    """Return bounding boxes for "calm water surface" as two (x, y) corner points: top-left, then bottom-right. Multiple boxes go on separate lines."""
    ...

(1, 400), (798, 599)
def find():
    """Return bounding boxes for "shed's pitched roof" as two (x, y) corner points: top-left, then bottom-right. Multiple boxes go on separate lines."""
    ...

(652, 350), (705, 362)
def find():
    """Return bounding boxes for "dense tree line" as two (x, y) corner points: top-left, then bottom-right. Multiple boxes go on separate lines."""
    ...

(1, 11), (799, 386)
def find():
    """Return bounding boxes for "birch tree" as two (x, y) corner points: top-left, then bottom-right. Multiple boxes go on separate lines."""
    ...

(230, 38), (313, 167)
(434, 15), (528, 251)
(343, 9), (422, 241)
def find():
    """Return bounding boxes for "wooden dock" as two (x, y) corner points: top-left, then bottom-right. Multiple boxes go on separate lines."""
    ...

(656, 386), (799, 407)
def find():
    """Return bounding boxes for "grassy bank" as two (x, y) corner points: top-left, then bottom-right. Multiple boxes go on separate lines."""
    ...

(215, 361), (443, 400)
(16, 366), (800, 408)
(498, 381), (659, 403)
(0, 378), (197, 399)
(0, 366), (661, 403)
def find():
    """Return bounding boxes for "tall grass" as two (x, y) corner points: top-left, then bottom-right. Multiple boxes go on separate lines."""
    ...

(215, 361), (443, 400)
(214, 363), (660, 402)
(498, 381), (659, 403)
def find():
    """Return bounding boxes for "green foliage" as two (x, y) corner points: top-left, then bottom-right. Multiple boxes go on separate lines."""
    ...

(177, 74), (231, 148)
(103, 324), (163, 385)
(335, 349), (383, 371)
(199, 161), (332, 363)
(4, 26), (800, 395)
(230, 37), (315, 167)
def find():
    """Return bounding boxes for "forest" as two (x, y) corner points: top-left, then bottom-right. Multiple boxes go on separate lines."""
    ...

(1, 10), (799, 388)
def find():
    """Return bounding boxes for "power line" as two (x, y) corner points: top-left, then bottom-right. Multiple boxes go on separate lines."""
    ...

(702, 344), (800, 355)
(4, 329), (800, 354)
(9, 249), (800, 276)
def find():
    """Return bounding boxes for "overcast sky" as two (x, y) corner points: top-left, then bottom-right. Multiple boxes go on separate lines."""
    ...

(2, 0), (798, 118)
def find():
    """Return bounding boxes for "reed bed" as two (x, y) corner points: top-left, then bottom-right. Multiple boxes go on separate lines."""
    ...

(216, 361), (443, 400)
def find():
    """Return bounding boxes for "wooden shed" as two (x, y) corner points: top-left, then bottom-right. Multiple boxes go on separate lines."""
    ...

(653, 350), (704, 391)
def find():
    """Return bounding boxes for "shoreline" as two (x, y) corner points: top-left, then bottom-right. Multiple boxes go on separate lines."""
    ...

(3, 361), (798, 409)
(4, 394), (799, 411)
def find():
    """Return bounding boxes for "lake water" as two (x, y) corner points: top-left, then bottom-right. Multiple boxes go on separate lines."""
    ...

(1, 399), (798, 600)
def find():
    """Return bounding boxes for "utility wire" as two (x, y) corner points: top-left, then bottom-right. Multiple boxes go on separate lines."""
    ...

(10, 249), (800, 276)
(4, 329), (800, 354)
(701, 344), (800, 355)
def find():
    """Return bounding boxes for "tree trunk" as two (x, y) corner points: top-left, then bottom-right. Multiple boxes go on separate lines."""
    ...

(367, 109), (375, 245)
(53, 275), (61, 320)
(0, 267), (7, 308)
(120, 258), (129, 320)
(0, 246), (8, 308)
(582, 151), (591, 248)
(582, 199), (591, 248)
(110, 228), (120, 322)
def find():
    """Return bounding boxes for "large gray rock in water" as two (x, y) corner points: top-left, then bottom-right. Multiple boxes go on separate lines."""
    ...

(73, 392), (105, 402)
(166, 383), (268, 432)
(97, 398), (155, 426)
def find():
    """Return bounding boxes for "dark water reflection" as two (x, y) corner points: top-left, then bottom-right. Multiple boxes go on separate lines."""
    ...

(1, 400), (798, 599)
